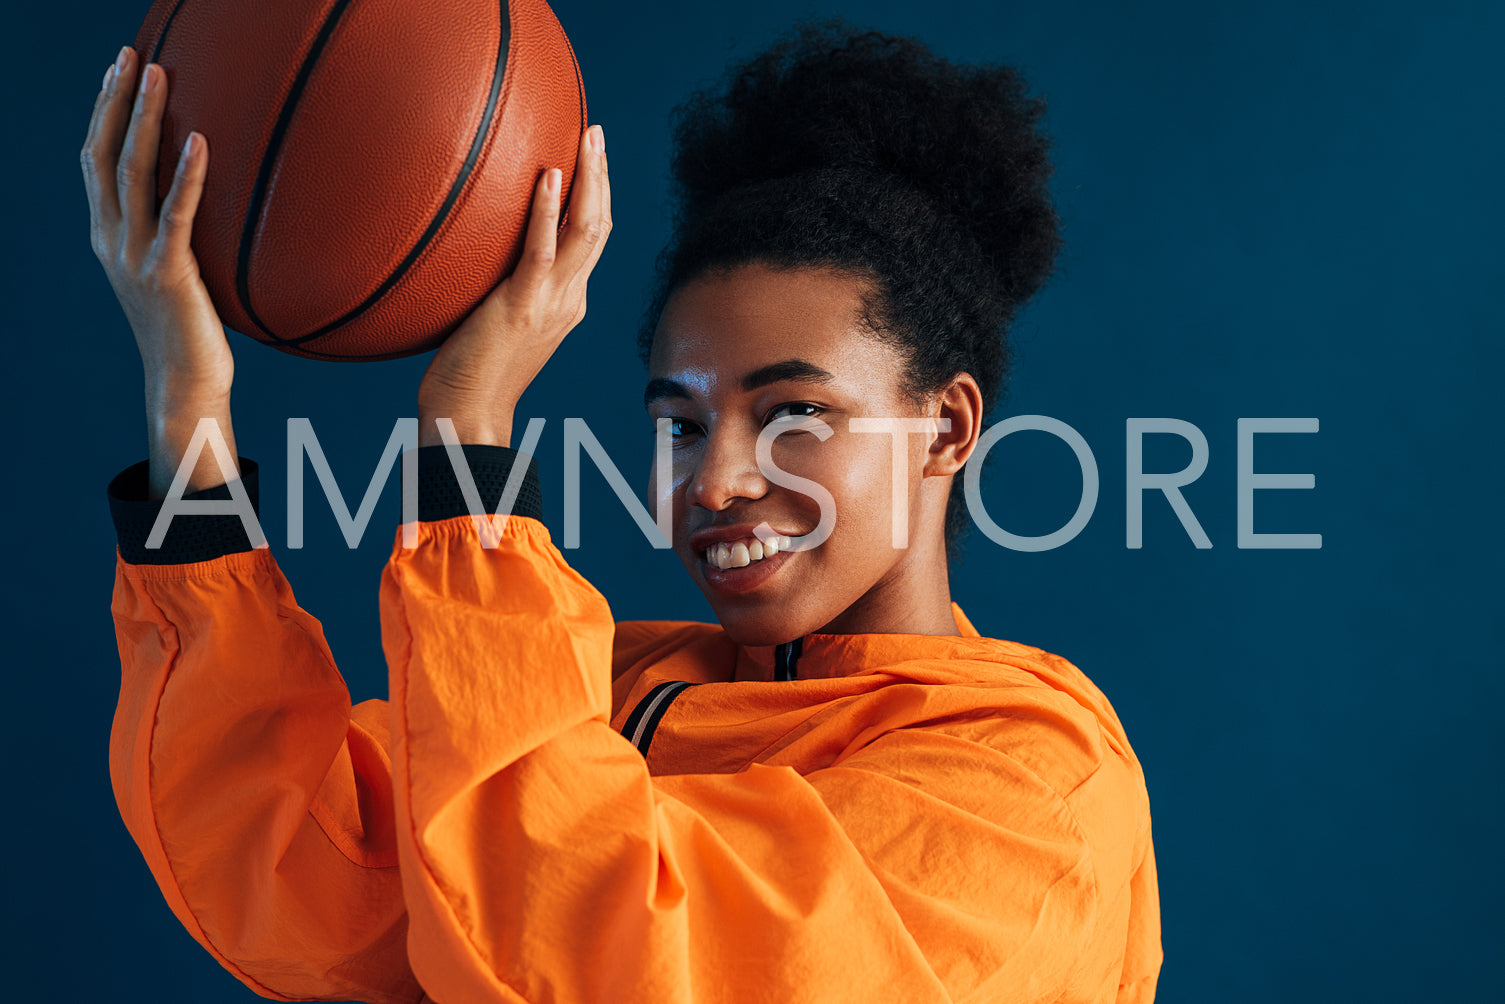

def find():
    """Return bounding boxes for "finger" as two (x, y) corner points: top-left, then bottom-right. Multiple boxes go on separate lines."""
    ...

(592, 128), (605, 222)
(512, 166), (563, 289)
(84, 50), (125, 142)
(81, 72), (113, 233)
(118, 61), (168, 240)
(579, 126), (611, 279)
(595, 132), (611, 260)
(83, 47), (136, 228)
(571, 131), (610, 288)
(84, 67), (111, 145)
(555, 125), (610, 275)
(156, 131), (206, 262)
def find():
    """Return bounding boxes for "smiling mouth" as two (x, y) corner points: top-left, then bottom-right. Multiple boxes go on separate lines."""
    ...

(701, 534), (795, 571)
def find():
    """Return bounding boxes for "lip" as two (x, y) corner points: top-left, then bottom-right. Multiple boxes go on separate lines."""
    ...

(699, 544), (795, 596)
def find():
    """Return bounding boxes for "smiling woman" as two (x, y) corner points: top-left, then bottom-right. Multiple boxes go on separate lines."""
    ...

(101, 14), (1161, 1004)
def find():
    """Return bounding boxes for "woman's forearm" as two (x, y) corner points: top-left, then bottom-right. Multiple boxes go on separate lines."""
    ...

(146, 396), (238, 499)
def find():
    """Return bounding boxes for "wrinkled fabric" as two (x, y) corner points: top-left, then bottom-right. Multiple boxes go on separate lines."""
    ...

(109, 512), (1161, 1003)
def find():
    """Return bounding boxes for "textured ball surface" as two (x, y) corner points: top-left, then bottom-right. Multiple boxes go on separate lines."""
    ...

(135, 0), (586, 361)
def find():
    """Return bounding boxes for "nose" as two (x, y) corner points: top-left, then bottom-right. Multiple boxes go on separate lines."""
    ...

(687, 426), (769, 511)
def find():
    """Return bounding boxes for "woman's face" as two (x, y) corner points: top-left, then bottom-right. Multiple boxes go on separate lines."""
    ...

(645, 262), (961, 646)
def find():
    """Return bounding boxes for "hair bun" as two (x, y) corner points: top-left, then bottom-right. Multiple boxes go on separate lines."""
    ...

(667, 17), (1060, 306)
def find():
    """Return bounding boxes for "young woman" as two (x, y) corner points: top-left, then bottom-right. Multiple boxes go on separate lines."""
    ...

(90, 18), (1161, 1004)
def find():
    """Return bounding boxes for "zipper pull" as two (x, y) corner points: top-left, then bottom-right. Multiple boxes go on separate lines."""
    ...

(773, 636), (803, 681)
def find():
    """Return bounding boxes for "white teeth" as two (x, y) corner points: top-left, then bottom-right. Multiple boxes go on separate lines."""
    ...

(704, 536), (790, 570)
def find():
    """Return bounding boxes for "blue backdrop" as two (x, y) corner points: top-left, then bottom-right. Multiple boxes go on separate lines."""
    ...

(6, 0), (1500, 1001)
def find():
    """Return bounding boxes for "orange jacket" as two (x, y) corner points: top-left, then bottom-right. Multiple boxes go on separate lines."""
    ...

(106, 447), (1161, 1004)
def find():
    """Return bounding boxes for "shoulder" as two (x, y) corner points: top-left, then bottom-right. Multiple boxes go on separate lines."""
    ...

(925, 637), (1139, 764)
(611, 619), (726, 681)
(914, 638), (1151, 837)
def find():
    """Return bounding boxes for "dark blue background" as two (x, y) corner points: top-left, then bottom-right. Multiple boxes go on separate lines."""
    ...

(7, 0), (1500, 1000)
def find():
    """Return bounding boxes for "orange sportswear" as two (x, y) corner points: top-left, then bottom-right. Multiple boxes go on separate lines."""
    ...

(105, 445), (1162, 1003)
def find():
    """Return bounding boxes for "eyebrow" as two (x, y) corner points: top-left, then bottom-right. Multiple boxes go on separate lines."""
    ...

(643, 358), (836, 408)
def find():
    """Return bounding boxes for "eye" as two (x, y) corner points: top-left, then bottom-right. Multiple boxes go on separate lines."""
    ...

(653, 417), (702, 442)
(767, 402), (823, 424)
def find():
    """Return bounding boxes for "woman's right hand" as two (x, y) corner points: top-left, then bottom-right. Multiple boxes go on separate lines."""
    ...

(83, 46), (239, 497)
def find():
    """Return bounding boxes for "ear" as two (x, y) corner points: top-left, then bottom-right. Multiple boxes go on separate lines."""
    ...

(922, 373), (983, 478)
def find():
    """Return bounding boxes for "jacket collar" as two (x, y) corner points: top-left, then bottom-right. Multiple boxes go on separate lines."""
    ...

(733, 602), (998, 683)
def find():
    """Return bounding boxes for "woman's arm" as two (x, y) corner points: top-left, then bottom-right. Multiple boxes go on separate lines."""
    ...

(82, 47), (239, 497)
(89, 47), (421, 1002)
(106, 455), (420, 1003)
(104, 439), (555, 1002)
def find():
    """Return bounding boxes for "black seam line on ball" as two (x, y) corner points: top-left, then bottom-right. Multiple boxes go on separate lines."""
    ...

(256, 343), (431, 361)
(235, 0), (358, 343)
(148, 0), (189, 64)
(622, 681), (696, 757)
(553, 24), (584, 238)
(247, 339), (437, 362)
(273, 0), (513, 348)
(564, 22), (585, 178)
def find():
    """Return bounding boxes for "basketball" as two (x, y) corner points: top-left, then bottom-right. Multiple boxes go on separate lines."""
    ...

(132, 0), (587, 362)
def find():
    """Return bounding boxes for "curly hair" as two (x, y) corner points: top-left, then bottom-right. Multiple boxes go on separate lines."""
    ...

(636, 16), (1062, 557)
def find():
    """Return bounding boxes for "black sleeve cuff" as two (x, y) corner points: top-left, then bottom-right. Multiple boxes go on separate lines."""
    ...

(107, 457), (263, 565)
(415, 444), (543, 523)
(106, 445), (543, 565)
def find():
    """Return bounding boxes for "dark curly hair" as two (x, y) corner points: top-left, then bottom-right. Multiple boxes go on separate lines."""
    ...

(636, 16), (1062, 558)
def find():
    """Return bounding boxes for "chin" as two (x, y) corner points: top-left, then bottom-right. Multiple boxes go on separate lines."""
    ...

(706, 603), (799, 648)
(677, 544), (832, 646)
(698, 590), (806, 644)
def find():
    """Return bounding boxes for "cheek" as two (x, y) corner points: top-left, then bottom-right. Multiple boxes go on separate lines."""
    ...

(665, 454), (698, 544)
(646, 455), (694, 555)
(644, 461), (671, 516)
(777, 437), (894, 549)
(646, 446), (694, 506)
(668, 456), (694, 509)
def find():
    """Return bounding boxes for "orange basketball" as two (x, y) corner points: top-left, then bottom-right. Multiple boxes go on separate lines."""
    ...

(133, 0), (586, 361)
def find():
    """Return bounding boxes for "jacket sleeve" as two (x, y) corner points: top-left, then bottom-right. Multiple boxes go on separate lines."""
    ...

(107, 454), (420, 1003)
(381, 506), (1104, 1003)
(106, 444), (544, 1004)
(1116, 839), (1162, 1002)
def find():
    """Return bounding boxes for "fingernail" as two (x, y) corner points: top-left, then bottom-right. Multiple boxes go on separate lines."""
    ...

(181, 131), (198, 162)
(102, 64), (115, 90)
(140, 64), (158, 95)
(592, 125), (605, 153)
(115, 46), (130, 75)
(546, 168), (561, 193)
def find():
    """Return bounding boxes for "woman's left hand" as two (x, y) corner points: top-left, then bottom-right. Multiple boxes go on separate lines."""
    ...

(417, 123), (610, 448)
